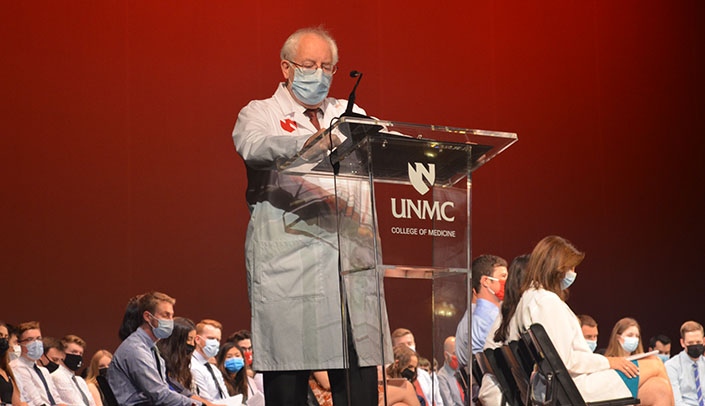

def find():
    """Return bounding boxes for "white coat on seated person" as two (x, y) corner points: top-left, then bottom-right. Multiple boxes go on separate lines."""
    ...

(507, 287), (632, 401)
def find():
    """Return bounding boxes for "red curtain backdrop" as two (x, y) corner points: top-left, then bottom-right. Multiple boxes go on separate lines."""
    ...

(2, 1), (703, 359)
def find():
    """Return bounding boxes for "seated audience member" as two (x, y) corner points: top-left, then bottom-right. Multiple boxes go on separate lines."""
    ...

(384, 344), (422, 406)
(604, 317), (672, 401)
(665, 320), (705, 405)
(648, 334), (672, 363)
(118, 294), (143, 341)
(0, 321), (24, 405)
(50, 335), (94, 406)
(437, 336), (463, 406)
(418, 357), (432, 375)
(156, 317), (197, 393)
(604, 317), (647, 357)
(226, 329), (262, 393)
(85, 349), (113, 406)
(108, 291), (213, 406)
(11, 322), (67, 405)
(478, 254), (529, 405)
(3, 322), (22, 362)
(503, 235), (673, 405)
(191, 319), (228, 402)
(470, 255), (509, 355)
(392, 328), (443, 406)
(216, 341), (262, 403)
(577, 314), (599, 353)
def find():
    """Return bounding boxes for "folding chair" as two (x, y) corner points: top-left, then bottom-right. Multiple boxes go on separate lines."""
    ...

(521, 323), (640, 406)
(476, 348), (525, 406)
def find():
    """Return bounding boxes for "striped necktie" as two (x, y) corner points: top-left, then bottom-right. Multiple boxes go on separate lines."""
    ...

(694, 362), (704, 406)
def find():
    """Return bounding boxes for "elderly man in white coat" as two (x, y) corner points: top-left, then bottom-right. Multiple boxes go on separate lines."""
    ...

(232, 26), (392, 406)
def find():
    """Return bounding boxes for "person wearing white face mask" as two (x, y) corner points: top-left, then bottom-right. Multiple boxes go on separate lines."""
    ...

(0, 321), (25, 405)
(505, 236), (674, 405)
(232, 26), (390, 406)
(190, 319), (228, 402)
(108, 291), (215, 406)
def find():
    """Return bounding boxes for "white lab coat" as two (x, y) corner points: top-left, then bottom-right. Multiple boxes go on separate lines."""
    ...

(232, 83), (392, 371)
(508, 287), (632, 402)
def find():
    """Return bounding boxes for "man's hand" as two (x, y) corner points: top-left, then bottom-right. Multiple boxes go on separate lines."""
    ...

(300, 129), (341, 161)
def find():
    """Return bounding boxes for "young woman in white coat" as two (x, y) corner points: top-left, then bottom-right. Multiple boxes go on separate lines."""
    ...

(499, 235), (673, 405)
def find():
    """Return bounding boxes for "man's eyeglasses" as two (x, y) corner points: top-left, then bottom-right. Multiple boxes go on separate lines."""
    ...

(20, 336), (42, 344)
(287, 60), (338, 76)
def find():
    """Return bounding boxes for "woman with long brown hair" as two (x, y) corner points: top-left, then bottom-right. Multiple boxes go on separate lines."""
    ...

(504, 235), (673, 405)
(0, 321), (24, 405)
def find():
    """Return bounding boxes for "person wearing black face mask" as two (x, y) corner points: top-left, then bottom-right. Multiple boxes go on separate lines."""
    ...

(385, 344), (422, 406)
(665, 320), (705, 405)
(0, 322), (24, 406)
(44, 335), (95, 406)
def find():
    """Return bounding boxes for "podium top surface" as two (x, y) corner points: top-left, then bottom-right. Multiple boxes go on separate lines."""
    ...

(278, 117), (517, 175)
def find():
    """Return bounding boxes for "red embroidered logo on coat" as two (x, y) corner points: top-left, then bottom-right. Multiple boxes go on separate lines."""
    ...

(280, 118), (297, 132)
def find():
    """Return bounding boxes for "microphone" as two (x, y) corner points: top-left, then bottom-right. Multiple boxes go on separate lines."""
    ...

(342, 70), (368, 118)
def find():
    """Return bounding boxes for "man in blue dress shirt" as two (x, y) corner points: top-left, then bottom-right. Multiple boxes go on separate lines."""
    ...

(108, 291), (213, 406)
(665, 320), (705, 406)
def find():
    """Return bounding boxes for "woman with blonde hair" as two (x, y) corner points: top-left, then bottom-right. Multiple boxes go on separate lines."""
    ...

(605, 317), (645, 357)
(505, 235), (673, 405)
(85, 349), (113, 406)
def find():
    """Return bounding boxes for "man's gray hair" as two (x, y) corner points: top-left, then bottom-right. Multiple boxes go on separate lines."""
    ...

(280, 27), (339, 65)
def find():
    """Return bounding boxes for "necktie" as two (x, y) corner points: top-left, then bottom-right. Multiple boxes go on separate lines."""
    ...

(33, 364), (57, 405)
(151, 346), (163, 380)
(72, 375), (90, 406)
(694, 362), (704, 406)
(205, 362), (225, 399)
(304, 108), (321, 130)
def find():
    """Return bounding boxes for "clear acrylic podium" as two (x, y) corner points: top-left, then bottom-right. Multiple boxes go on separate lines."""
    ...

(279, 117), (516, 405)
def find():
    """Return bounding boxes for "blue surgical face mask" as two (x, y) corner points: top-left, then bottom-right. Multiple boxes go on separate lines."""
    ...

(149, 313), (174, 340)
(621, 336), (639, 353)
(290, 68), (332, 106)
(585, 339), (597, 352)
(224, 356), (245, 373)
(202, 338), (220, 359)
(561, 270), (577, 290)
(26, 340), (44, 361)
(657, 353), (670, 363)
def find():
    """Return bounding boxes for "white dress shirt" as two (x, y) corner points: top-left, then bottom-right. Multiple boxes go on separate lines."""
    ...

(11, 356), (66, 406)
(191, 350), (228, 401)
(51, 364), (95, 406)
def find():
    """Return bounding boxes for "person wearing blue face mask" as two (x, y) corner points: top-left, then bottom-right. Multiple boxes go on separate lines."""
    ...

(10, 321), (68, 405)
(216, 341), (262, 404)
(108, 291), (215, 406)
(578, 314), (600, 353)
(232, 26), (389, 406)
(648, 335), (672, 363)
(504, 236), (674, 404)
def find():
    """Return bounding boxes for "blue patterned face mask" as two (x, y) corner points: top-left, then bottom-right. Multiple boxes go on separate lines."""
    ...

(291, 68), (332, 106)
(225, 356), (245, 373)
